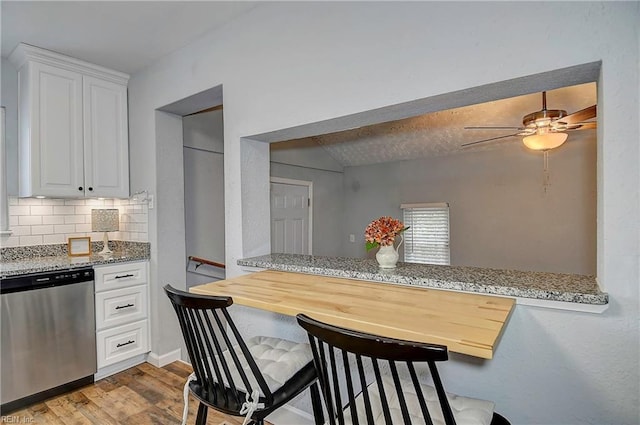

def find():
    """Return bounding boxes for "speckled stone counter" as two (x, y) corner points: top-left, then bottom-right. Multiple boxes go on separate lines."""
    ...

(238, 254), (608, 305)
(0, 241), (150, 278)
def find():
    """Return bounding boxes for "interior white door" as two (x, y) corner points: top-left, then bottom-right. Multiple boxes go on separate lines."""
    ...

(270, 182), (310, 254)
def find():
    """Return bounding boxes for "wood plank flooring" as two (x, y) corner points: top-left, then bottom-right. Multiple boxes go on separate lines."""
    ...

(7, 361), (271, 425)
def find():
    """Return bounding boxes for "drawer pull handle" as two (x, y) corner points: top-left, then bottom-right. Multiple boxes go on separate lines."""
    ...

(115, 303), (134, 310)
(114, 274), (135, 279)
(117, 340), (135, 348)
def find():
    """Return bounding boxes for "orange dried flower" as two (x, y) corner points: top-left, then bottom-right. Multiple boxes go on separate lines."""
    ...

(364, 216), (408, 251)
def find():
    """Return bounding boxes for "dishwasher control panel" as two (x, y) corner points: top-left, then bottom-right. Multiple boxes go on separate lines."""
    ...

(1, 268), (94, 294)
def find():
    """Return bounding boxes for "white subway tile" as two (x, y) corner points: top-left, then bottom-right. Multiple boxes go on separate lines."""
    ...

(53, 206), (75, 215)
(85, 199), (105, 206)
(18, 198), (42, 206)
(10, 206), (31, 216)
(42, 216), (65, 225)
(11, 226), (31, 236)
(19, 215), (42, 226)
(90, 232), (104, 240)
(64, 215), (85, 224)
(1, 235), (20, 247)
(31, 225), (54, 235)
(54, 224), (76, 234)
(75, 223), (91, 233)
(30, 205), (53, 216)
(19, 235), (43, 245)
(75, 205), (91, 215)
(6, 196), (148, 248)
(43, 234), (66, 244)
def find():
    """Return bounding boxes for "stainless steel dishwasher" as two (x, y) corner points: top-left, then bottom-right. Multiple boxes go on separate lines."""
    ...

(1, 267), (97, 414)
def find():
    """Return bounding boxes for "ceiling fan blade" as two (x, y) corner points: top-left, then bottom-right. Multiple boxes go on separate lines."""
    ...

(464, 126), (523, 130)
(558, 105), (596, 125)
(574, 121), (597, 130)
(461, 132), (522, 148)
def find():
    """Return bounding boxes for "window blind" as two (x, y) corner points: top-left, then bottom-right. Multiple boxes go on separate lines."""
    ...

(401, 203), (450, 265)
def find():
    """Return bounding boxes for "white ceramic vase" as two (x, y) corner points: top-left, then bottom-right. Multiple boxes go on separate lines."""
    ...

(376, 245), (398, 268)
(376, 235), (403, 268)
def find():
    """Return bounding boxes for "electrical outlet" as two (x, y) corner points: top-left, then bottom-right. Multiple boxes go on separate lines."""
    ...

(349, 234), (355, 243)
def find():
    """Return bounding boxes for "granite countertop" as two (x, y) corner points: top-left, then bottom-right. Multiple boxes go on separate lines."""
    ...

(238, 254), (608, 305)
(0, 241), (150, 278)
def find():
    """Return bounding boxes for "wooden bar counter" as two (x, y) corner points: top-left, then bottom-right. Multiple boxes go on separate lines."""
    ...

(190, 270), (515, 359)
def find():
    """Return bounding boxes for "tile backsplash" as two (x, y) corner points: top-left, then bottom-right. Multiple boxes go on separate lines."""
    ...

(1, 196), (149, 247)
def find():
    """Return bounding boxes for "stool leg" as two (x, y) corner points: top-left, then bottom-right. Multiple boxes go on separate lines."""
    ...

(195, 403), (208, 425)
(310, 382), (324, 425)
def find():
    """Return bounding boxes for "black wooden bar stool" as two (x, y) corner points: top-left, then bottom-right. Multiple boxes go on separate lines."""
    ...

(164, 285), (323, 425)
(297, 313), (510, 425)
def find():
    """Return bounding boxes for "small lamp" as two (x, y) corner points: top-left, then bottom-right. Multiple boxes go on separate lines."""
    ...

(92, 209), (119, 255)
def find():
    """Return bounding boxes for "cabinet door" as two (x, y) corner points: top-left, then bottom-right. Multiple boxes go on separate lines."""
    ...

(20, 62), (84, 197)
(83, 76), (129, 198)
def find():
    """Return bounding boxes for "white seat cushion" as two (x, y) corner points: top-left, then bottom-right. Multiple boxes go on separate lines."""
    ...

(246, 336), (314, 392)
(209, 336), (313, 397)
(337, 375), (495, 425)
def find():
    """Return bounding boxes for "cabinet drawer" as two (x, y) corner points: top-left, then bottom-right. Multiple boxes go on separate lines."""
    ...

(95, 261), (147, 292)
(97, 320), (149, 368)
(96, 285), (147, 330)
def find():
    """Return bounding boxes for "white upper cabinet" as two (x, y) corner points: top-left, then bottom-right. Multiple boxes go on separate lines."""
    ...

(83, 76), (129, 198)
(9, 43), (130, 198)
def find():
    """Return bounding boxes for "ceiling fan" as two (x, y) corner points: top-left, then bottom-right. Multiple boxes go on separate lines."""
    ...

(461, 91), (597, 151)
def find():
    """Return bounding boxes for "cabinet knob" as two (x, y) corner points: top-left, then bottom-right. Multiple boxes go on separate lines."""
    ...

(78, 186), (83, 191)
(88, 187), (93, 192)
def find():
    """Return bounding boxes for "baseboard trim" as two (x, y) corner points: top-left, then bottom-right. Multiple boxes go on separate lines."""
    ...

(147, 348), (182, 367)
(95, 354), (147, 380)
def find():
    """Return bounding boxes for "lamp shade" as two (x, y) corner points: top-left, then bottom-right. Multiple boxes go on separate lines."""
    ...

(522, 132), (568, 151)
(91, 209), (119, 232)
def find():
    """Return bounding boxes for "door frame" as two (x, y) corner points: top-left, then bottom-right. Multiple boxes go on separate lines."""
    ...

(270, 176), (313, 254)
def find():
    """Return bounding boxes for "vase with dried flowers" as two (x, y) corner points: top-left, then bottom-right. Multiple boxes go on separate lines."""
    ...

(364, 216), (409, 268)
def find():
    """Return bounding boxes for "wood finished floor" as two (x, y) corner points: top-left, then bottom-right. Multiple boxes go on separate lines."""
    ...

(7, 361), (272, 425)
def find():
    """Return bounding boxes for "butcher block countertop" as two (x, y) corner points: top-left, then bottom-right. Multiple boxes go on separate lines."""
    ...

(190, 269), (515, 359)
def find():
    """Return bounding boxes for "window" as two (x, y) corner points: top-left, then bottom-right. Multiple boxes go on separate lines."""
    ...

(401, 203), (450, 265)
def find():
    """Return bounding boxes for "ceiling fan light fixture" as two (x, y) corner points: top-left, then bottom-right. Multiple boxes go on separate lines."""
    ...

(522, 132), (568, 151)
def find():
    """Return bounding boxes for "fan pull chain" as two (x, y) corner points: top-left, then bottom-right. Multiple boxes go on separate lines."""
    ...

(543, 150), (550, 194)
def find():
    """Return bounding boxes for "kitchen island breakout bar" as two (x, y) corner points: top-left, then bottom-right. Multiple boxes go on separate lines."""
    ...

(190, 269), (515, 359)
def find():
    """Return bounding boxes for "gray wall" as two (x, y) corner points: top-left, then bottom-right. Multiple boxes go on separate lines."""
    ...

(126, 3), (638, 423)
(270, 139), (345, 256)
(342, 133), (597, 275)
(183, 109), (225, 285)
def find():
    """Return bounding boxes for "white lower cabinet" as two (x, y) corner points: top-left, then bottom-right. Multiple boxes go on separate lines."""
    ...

(97, 320), (149, 368)
(94, 261), (150, 377)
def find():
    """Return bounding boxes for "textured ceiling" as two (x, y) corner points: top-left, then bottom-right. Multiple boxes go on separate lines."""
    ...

(293, 83), (597, 167)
